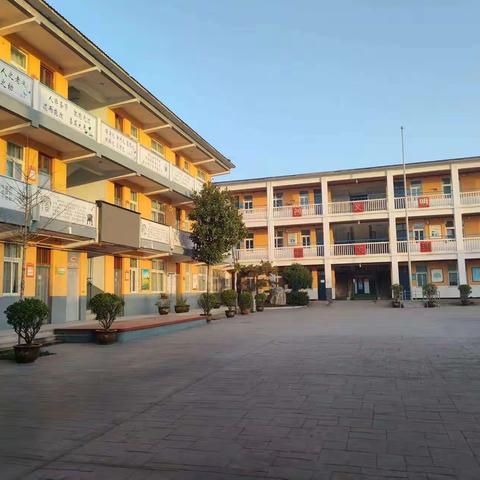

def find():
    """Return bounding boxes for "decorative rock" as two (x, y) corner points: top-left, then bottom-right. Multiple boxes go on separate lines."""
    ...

(269, 286), (287, 306)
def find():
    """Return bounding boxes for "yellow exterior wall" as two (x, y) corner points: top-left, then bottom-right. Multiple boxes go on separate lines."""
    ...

(460, 172), (480, 192)
(104, 256), (115, 294)
(467, 260), (480, 285)
(412, 261), (455, 287)
(407, 175), (449, 195)
(464, 216), (480, 237)
(408, 217), (454, 238)
(50, 250), (68, 297)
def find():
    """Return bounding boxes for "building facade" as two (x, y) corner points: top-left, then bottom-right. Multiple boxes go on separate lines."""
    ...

(218, 157), (480, 301)
(0, 0), (232, 328)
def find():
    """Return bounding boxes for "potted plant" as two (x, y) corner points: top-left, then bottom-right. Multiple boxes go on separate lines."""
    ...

(89, 293), (124, 344)
(458, 284), (472, 306)
(213, 293), (222, 309)
(255, 293), (267, 312)
(238, 291), (253, 314)
(391, 284), (404, 308)
(155, 294), (170, 315)
(5, 298), (49, 363)
(221, 289), (237, 318)
(422, 283), (439, 308)
(174, 296), (190, 313)
(198, 293), (217, 321)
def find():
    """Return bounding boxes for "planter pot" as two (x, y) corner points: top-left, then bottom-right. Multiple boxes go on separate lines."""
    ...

(392, 300), (403, 308)
(14, 344), (41, 364)
(240, 308), (251, 315)
(225, 309), (235, 318)
(95, 330), (118, 345)
(256, 305), (265, 312)
(158, 306), (170, 315)
(424, 300), (437, 308)
(175, 305), (190, 313)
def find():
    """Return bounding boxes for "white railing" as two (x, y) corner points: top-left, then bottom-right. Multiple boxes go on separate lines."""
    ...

(274, 245), (324, 259)
(236, 248), (268, 261)
(394, 194), (453, 209)
(239, 207), (268, 220)
(273, 203), (322, 218)
(0, 59), (32, 104)
(173, 229), (194, 249)
(397, 239), (457, 254)
(140, 218), (193, 250)
(0, 58), (206, 198)
(38, 83), (96, 139)
(460, 191), (480, 206)
(464, 237), (480, 252)
(0, 175), (96, 229)
(331, 241), (389, 256)
(328, 198), (387, 215)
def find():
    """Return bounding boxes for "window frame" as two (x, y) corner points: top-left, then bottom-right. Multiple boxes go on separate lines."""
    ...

(245, 233), (254, 250)
(410, 179), (423, 197)
(442, 177), (452, 196)
(6, 142), (24, 180)
(472, 267), (480, 282)
(3, 243), (21, 295)
(151, 199), (166, 224)
(151, 139), (164, 156)
(301, 229), (311, 247)
(11, 45), (27, 71)
(129, 258), (139, 293)
(274, 230), (284, 248)
(273, 192), (283, 208)
(151, 259), (165, 293)
(129, 191), (138, 212)
(299, 191), (309, 206)
(243, 195), (253, 210)
(38, 153), (52, 189)
(40, 64), (54, 89)
(130, 124), (139, 140)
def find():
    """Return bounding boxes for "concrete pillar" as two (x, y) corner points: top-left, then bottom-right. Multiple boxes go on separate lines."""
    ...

(386, 171), (398, 256)
(458, 254), (467, 285)
(451, 164), (464, 252)
(266, 181), (275, 262)
(391, 258), (399, 286)
(321, 177), (333, 300)
(324, 260), (333, 300)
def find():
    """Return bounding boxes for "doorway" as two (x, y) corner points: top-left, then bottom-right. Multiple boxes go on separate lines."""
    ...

(66, 252), (80, 322)
(317, 269), (327, 300)
(35, 248), (51, 323)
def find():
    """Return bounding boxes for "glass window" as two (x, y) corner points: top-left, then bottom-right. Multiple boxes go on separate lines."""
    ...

(243, 195), (253, 210)
(38, 153), (52, 190)
(233, 195), (240, 209)
(448, 264), (458, 286)
(396, 223), (407, 241)
(40, 64), (54, 88)
(184, 264), (191, 292)
(273, 192), (283, 208)
(3, 243), (21, 294)
(274, 230), (284, 248)
(183, 161), (190, 174)
(151, 139), (164, 155)
(472, 267), (480, 282)
(415, 264), (428, 287)
(301, 229), (311, 247)
(130, 191), (138, 211)
(245, 232), (254, 250)
(151, 259), (165, 292)
(410, 180), (423, 197)
(442, 178), (452, 195)
(197, 169), (206, 182)
(151, 200), (166, 224)
(446, 220), (455, 239)
(114, 184), (122, 206)
(299, 191), (309, 206)
(6, 142), (23, 180)
(114, 114), (123, 132)
(130, 258), (139, 293)
(314, 189), (322, 205)
(175, 153), (181, 167)
(198, 265), (207, 291)
(11, 45), (27, 71)
(413, 225), (425, 241)
(394, 180), (405, 198)
(130, 125), (139, 140)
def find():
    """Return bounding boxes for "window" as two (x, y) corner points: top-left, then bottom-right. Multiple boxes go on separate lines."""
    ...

(274, 230), (284, 248)
(114, 184), (123, 207)
(151, 139), (164, 156)
(273, 192), (283, 208)
(413, 224), (425, 241)
(36, 247), (51, 266)
(448, 264), (458, 286)
(301, 229), (311, 247)
(130, 125), (139, 140)
(394, 180), (405, 198)
(198, 266), (207, 291)
(396, 223), (407, 241)
(183, 160), (190, 174)
(197, 169), (206, 182)
(244, 195), (253, 210)
(3, 243), (21, 294)
(299, 191), (309, 206)
(446, 220), (455, 239)
(233, 195), (240, 209)
(176, 208), (182, 229)
(129, 258), (139, 293)
(175, 153), (181, 167)
(415, 264), (428, 287)
(151, 259), (165, 292)
(315, 228), (323, 246)
(11, 46), (27, 71)
(442, 177), (452, 195)
(40, 64), (54, 88)
(129, 191), (138, 211)
(314, 189), (322, 205)
(245, 232), (254, 250)
(38, 153), (52, 189)
(151, 200), (166, 224)
(472, 267), (480, 282)
(410, 180), (423, 197)
(6, 142), (23, 180)
(184, 264), (191, 292)
(114, 114), (123, 132)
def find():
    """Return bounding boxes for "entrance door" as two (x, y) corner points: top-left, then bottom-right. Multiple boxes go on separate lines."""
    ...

(36, 266), (50, 322)
(317, 270), (327, 300)
(113, 257), (124, 316)
(66, 253), (79, 322)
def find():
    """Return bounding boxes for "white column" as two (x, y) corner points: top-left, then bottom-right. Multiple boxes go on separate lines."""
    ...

(451, 164), (467, 284)
(386, 171), (398, 256)
(321, 177), (333, 300)
(391, 258), (399, 285)
(266, 181), (275, 262)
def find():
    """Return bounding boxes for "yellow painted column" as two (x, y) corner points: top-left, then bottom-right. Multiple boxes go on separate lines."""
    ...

(50, 250), (68, 298)
(52, 159), (67, 192)
(104, 256), (114, 294)
(24, 246), (36, 297)
(79, 252), (87, 297)
(54, 73), (68, 98)
(0, 36), (11, 61)
(0, 139), (6, 175)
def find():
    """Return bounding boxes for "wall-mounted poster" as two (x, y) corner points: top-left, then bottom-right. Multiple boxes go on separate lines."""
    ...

(431, 268), (443, 283)
(430, 225), (441, 239)
(288, 233), (297, 246)
(141, 269), (150, 290)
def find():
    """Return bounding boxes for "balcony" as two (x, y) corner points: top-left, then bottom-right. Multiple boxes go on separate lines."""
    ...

(328, 198), (387, 215)
(464, 237), (480, 252)
(236, 248), (268, 262)
(397, 239), (457, 254)
(460, 191), (480, 207)
(331, 241), (390, 256)
(140, 219), (193, 252)
(274, 245), (324, 260)
(273, 203), (322, 219)
(394, 194), (452, 210)
(0, 59), (204, 197)
(238, 207), (267, 221)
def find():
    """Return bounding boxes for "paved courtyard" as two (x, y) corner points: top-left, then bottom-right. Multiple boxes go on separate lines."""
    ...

(2, 302), (480, 479)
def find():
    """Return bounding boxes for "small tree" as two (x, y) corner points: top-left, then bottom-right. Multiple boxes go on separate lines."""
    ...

(392, 284), (404, 308)
(282, 263), (312, 292)
(89, 293), (124, 331)
(5, 298), (49, 345)
(458, 284), (472, 306)
(422, 283), (438, 307)
(235, 260), (277, 294)
(189, 183), (247, 317)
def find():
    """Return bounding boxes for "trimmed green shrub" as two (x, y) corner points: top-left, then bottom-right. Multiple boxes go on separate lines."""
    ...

(282, 263), (312, 291)
(89, 293), (124, 331)
(422, 283), (438, 307)
(213, 293), (222, 309)
(221, 289), (237, 309)
(238, 291), (253, 312)
(255, 293), (267, 306)
(175, 295), (189, 307)
(5, 298), (49, 345)
(198, 293), (217, 315)
(458, 284), (472, 305)
(286, 291), (309, 306)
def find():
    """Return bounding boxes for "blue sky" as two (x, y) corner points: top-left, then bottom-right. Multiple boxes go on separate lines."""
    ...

(49, 0), (480, 180)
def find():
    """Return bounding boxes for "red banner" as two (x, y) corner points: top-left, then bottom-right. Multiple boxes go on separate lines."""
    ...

(292, 206), (302, 217)
(420, 241), (432, 252)
(293, 247), (304, 258)
(352, 201), (365, 213)
(417, 197), (430, 208)
(354, 244), (367, 255)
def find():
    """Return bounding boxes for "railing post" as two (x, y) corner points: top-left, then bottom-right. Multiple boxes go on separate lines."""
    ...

(266, 181), (275, 262)
(32, 79), (39, 110)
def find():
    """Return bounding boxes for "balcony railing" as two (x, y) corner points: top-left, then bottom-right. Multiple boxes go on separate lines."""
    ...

(236, 248), (268, 261)
(394, 194), (453, 210)
(460, 191), (480, 206)
(273, 203), (322, 219)
(328, 198), (387, 215)
(332, 241), (390, 256)
(140, 218), (193, 250)
(274, 245), (324, 259)
(238, 207), (268, 220)
(0, 58), (205, 197)
(464, 237), (480, 252)
(397, 239), (457, 254)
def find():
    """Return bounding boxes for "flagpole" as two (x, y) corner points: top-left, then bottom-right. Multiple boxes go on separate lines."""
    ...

(401, 126), (413, 300)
